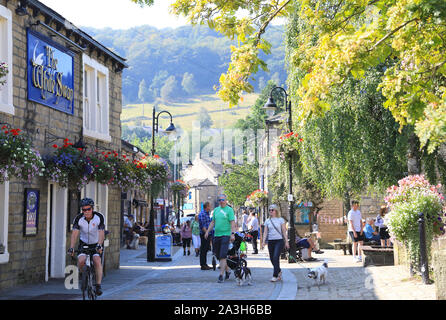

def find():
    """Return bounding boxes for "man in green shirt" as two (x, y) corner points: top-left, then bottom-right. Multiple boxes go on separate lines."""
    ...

(205, 194), (236, 283)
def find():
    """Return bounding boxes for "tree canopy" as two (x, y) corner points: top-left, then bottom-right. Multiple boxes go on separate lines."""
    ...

(164, 0), (446, 152)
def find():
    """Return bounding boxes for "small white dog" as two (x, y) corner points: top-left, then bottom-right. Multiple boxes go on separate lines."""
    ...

(307, 259), (328, 286)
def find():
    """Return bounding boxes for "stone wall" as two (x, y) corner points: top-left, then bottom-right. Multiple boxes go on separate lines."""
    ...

(0, 0), (123, 290)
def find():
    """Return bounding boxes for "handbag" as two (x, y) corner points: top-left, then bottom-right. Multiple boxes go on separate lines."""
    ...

(265, 218), (284, 243)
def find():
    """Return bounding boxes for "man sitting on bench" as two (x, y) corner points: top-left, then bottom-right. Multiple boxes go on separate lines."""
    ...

(363, 218), (380, 244)
(295, 231), (316, 261)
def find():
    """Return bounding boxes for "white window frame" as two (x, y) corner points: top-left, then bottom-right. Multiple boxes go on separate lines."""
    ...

(82, 54), (110, 142)
(0, 5), (13, 115)
(0, 181), (10, 264)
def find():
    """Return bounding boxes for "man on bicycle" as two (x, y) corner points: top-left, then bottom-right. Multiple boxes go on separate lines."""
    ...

(68, 198), (105, 296)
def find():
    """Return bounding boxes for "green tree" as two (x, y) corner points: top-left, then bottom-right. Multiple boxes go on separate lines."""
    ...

(149, 70), (169, 100)
(296, 66), (410, 204)
(219, 164), (259, 208)
(181, 72), (196, 95)
(160, 0), (446, 151)
(138, 79), (151, 118)
(160, 75), (178, 102)
(197, 107), (213, 129)
(130, 0), (154, 5)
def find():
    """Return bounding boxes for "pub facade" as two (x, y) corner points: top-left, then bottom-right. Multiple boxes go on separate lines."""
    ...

(0, 0), (127, 290)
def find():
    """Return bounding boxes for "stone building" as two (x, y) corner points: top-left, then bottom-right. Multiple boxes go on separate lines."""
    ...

(0, 0), (127, 290)
(182, 153), (224, 213)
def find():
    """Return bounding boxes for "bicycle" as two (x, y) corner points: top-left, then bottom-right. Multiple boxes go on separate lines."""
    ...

(72, 246), (100, 300)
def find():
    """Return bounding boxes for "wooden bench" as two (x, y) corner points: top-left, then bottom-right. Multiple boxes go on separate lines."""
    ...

(361, 245), (394, 267)
(329, 240), (352, 255)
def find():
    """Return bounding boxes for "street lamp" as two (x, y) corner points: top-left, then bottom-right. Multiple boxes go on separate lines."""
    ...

(263, 86), (297, 263)
(148, 106), (176, 262)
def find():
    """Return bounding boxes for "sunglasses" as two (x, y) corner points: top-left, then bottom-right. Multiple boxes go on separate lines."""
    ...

(82, 207), (93, 212)
(218, 199), (226, 202)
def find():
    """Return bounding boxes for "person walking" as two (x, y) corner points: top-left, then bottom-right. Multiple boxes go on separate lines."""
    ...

(180, 220), (193, 256)
(191, 214), (201, 257)
(241, 209), (249, 232)
(205, 195), (236, 283)
(123, 214), (134, 249)
(261, 204), (289, 282)
(247, 211), (259, 254)
(348, 200), (364, 262)
(198, 202), (213, 270)
(376, 205), (391, 247)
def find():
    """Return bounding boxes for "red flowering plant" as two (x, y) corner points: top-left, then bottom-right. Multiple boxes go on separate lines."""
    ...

(384, 175), (445, 267)
(88, 150), (115, 185)
(99, 150), (138, 192)
(245, 189), (268, 207)
(170, 179), (189, 199)
(278, 132), (303, 160)
(137, 155), (170, 196)
(0, 126), (45, 183)
(43, 139), (93, 190)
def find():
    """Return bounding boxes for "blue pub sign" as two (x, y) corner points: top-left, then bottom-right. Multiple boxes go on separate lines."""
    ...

(27, 29), (74, 114)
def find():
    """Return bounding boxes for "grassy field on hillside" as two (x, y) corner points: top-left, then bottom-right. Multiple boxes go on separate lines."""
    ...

(121, 93), (258, 131)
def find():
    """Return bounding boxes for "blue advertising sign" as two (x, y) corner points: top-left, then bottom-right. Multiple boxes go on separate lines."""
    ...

(27, 29), (74, 114)
(155, 234), (172, 261)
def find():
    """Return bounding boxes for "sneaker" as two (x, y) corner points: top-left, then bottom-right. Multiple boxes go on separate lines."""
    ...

(218, 275), (224, 283)
(225, 271), (231, 280)
(357, 256), (362, 262)
(201, 265), (212, 270)
(270, 277), (278, 282)
(95, 284), (103, 296)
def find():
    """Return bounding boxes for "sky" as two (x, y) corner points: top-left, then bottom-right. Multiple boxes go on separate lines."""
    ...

(39, 0), (188, 30)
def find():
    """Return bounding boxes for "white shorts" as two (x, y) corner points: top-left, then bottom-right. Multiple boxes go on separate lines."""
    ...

(192, 234), (201, 249)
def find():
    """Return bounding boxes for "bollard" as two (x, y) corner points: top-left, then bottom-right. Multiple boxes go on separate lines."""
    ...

(418, 212), (430, 284)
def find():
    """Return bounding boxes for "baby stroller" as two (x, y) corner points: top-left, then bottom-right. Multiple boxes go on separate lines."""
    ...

(211, 231), (249, 271)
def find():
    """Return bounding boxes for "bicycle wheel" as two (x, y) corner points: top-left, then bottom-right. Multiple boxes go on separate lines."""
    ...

(87, 270), (96, 300)
(81, 266), (88, 300)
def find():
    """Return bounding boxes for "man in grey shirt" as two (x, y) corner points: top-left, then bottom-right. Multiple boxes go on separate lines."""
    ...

(248, 211), (259, 254)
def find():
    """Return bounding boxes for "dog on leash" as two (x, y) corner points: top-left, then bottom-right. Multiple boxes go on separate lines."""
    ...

(234, 265), (252, 286)
(307, 259), (328, 286)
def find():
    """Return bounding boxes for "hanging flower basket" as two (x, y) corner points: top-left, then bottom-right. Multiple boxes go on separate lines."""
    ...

(170, 179), (190, 199)
(104, 151), (140, 192)
(0, 126), (45, 183)
(88, 150), (115, 185)
(0, 62), (8, 86)
(384, 174), (445, 268)
(44, 139), (93, 190)
(137, 155), (170, 196)
(278, 132), (302, 160)
(246, 189), (268, 207)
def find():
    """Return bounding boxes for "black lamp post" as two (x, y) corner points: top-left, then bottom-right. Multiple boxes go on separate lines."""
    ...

(263, 86), (297, 263)
(147, 106), (176, 262)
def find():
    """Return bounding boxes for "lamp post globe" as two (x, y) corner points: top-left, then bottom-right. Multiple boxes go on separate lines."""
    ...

(263, 96), (277, 117)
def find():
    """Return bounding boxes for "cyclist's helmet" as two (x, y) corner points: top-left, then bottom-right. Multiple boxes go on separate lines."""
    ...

(80, 197), (95, 208)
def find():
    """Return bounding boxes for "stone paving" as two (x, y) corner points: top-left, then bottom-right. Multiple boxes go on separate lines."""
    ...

(0, 242), (437, 300)
(286, 249), (436, 300)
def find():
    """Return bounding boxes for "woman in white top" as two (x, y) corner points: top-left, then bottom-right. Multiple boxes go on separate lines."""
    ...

(261, 204), (289, 282)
